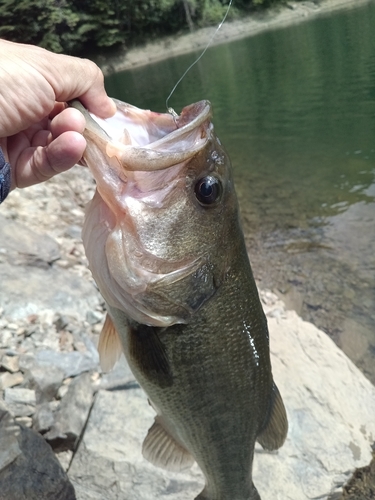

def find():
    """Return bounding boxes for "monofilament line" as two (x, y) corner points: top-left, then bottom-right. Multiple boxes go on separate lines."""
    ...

(166, 0), (233, 114)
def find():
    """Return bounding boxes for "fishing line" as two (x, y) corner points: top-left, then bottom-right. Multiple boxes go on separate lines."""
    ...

(166, 0), (233, 116)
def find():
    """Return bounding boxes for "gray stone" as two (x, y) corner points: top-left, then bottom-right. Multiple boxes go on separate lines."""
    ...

(0, 261), (101, 321)
(14, 416), (32, 428)
(35, 347), (99, 379)
(64, 224), (82, 240)
(32, 402), (56, 434)
(0, 408), (76, 500)
(0, 354), (20, 373)
(25, 364), (65, 403)
(18, 353), (37, 373)
(0, 410), (22, 472)
(0, 215), (60, 268)
(4, 388), (36, 406)
(3, 388), (37, 418)
(56, 450), (74, 472)
(0, 371), (24, 390)
(57, 384), (69, 400)
(3, 403), (36, 418)
(85, 310), (104, 325)
(44, 373), (94, 452)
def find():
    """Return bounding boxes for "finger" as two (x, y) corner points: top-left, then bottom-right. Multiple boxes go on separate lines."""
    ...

(49, 102), (66, 119)
(50, 107), (86, 137)
(31, 129), (52, 147)
(38, 55), (116, 118)
(14, 131), (86, 188)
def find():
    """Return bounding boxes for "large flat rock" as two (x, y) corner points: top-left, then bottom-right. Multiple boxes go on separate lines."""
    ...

(68, 308), (375, 499)
(0, 261), (100, 320)
(0, 214), (100, 320)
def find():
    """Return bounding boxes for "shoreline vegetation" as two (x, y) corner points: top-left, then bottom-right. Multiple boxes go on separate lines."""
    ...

(98, 0), (372, 75)
(1, 1), (371, 75)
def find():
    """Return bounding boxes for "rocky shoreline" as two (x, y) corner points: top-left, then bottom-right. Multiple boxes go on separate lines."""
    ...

(1, 164), (375, 498)
(98, 0), (372, 75)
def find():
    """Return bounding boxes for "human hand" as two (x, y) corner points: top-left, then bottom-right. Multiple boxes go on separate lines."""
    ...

(0, 39), (116, 190)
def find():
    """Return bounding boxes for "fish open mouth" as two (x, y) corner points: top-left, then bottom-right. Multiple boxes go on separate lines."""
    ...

(69, 99), (212, 173)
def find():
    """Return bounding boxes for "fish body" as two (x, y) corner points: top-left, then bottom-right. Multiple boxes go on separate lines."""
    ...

(71, 99), (288, 500)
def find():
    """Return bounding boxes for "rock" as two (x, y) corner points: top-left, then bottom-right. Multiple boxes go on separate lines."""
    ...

(35, 347), (99, 379)
(3, 388), (37, 418)
(0, 354), (20, 373)
(0, 261), (101, 321)
(0, 408), (76, 500)
(85, 310), (104, 325)
(0, 409), (22, 471)
(57, 384), (69, 400)
(18, 353), (37, 373)
(14, 416), (32, 428)
(53, 314), (70, 331)
(56, 450), (74, 472)
(0, 371), (24, 390)
(0, 215), (60, 268)
(2, 402), (36, 418)
(32, 402), (57, 434)
(44, 373), (94, 452)
(4, 388), (36, 406)
(68, 307), (375, 500)
(64, 225), (82, 240)
(25, 364), (65, 403)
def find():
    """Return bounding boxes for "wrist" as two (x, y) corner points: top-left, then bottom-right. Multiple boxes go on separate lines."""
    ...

(0, 146), (11, 203)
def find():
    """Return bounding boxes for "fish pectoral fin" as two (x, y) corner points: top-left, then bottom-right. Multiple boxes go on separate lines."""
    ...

(256, 382), (288, 451)
(142, 417), (195, 472)
(97, 313), (123, 372)
(130, 324), (173, 388)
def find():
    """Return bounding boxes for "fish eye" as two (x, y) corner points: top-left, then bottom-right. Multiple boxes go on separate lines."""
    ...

(194, 175), (222, 206)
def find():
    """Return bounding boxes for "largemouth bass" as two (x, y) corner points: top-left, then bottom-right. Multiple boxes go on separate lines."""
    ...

(70, 98), (288, 500)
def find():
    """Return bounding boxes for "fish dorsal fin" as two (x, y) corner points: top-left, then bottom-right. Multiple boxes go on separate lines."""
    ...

(98, 313), (123, 372)
(257, 382), (288, 451)
(142, 416), (195, 472)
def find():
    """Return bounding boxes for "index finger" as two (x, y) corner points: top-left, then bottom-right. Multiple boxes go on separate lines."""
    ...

(32, 50), (116, 118)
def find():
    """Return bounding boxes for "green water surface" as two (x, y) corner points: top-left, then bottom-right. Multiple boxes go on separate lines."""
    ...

(105, 2), (375, 383)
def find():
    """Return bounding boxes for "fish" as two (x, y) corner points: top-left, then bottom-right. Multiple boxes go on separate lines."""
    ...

(70, 98), (288, 500)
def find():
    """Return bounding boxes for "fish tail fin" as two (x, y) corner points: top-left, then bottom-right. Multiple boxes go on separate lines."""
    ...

(257, 382), (288, 451)
(97, 313), (123, 372)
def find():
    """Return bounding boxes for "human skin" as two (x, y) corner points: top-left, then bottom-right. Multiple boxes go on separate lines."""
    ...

(0, 39), (116, 190)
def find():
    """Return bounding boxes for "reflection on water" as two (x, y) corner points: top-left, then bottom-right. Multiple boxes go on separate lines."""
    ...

(105, 2), (375, 383)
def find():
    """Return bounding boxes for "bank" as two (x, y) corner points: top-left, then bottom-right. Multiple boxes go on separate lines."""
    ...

(98, 0), (372, 75)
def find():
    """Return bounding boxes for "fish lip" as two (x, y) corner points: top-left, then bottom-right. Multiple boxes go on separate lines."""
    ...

(143, 100), (212, 151)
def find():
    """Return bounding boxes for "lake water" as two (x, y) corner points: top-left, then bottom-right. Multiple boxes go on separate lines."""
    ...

(105, 2), (375, 383)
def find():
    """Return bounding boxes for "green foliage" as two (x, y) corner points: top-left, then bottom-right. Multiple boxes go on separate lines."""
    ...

(0, 0), (293, 55)
(0, 0), (81, 52)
